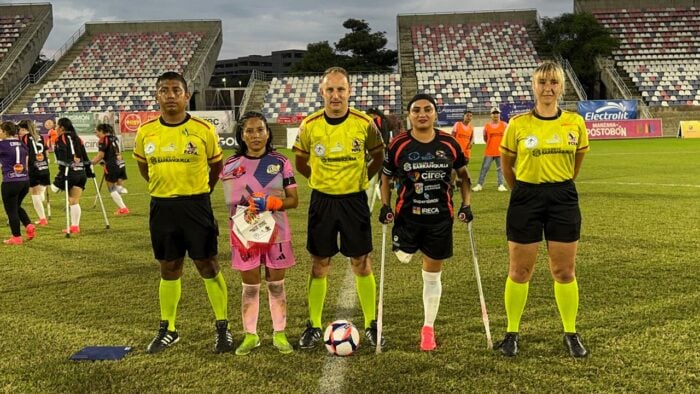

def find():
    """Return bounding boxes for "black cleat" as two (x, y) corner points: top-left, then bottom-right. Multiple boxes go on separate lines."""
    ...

(364, 320), (386, 347)
(298, 322), (323, 349)
(214, 320), (234, 353)
(495, 332), (519, 357)
(563, 333), (588, 358)
(146, 320), (180, 354)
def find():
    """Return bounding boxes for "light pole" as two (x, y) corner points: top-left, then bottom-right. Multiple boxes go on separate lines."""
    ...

(222, 77), (227, 88)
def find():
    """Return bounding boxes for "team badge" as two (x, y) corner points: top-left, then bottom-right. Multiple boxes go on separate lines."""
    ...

(412, 206), (421, 215)
(435, 150), (446, 158)
(567, 132), (578, 146)
(415, 182), (424, 194)
(403, 162), (412, 172)
(184, 142), (198, 155)
(145, 142), (156, 154)
(351, 138), (361, 153)
(13, 163), (24, 173)
(36, 153), (44, 161)
(267, 164), (281, 175)
(524, 136), (538, 149)
(314, 143), (326, 157)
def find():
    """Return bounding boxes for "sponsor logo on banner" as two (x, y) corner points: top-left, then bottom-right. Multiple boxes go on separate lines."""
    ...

(678, 121), (700, 139)
(436, 105), (465, 126)
(578, 100), (638, 121)
(500, 101), (534, 122)
(585, 119), (663, 139)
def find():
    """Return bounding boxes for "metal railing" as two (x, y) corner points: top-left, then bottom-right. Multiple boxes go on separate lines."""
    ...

(603, 62), (653, 119)
(238, 69), (267, 115)
(184, 25), (221, 92)
(554, 54), (587, 101)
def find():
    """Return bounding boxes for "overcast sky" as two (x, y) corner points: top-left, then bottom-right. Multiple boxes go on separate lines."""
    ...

(13, 0), (573, 60)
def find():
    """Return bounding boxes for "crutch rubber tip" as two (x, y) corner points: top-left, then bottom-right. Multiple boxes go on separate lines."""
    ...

(105, 225), (110, 229)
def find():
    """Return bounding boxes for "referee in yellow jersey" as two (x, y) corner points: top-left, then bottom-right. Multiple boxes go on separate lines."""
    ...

(134, 71), (234, 354)
(293, 66), (385, 349)
(497, 61), (590, 358)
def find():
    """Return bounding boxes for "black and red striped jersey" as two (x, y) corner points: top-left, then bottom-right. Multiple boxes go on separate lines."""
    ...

(382, 129), (466, 223)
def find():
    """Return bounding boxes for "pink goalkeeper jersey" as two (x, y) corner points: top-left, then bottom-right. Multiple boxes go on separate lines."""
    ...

(220, 151), (297, 242)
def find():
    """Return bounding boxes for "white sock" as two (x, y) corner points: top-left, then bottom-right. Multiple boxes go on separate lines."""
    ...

(110, 190), (126, 209)
(70, 204), (81, 227)
(31, 194), (46, 219)
(39, 186), (46, 202)
(422, 270), (442, 327)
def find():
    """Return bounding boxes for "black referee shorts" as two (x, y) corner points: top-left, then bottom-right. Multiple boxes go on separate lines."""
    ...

(149, 194), (218, 261)
(307, 190), (373, 258)
(391, 215), (453, 260)
(506, 180), (581, 243)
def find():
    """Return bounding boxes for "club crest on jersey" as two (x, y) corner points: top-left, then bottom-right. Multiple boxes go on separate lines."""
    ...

(403, 162), (412, 172)
(351, 138), (361, 153)
(184, 142), (198, 155)
(567, 132), (578, 146)
(524, 136), (538, 149)
(314, 143), (326, 157)
(36, 153), (44, 161)
(415, 182), (424, 193)
(13, 163), (24, 173)
(435, 150), (446, 159)
(267, 164), (281, 175)
(145, 142), (156, 154)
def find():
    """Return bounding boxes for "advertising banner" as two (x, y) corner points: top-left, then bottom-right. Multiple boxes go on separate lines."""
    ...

(436, 105), (465, 126)
(119, 111), (160, 134)
(190, 111), (235, 136)
(500, 101), (534, 122)
(1, 113), (56, 136)
(585, 119), (663, 140)
(277, 114), (305, 125)
(578, 100), (638, 121)
(678, 121), (700, 139)
(58, 112), (98, 135)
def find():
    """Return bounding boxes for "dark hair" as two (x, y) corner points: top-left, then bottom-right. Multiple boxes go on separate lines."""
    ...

(1, 121), (19, 136)
(235, 111), (273, 156)
(366, 108), (382, 116)
(463, 109), (473, 115)
(96, 123), (114, 134)
(157, 71), (188, 93)
(407, 93), (437, 111)
(18, 119), (40, 141)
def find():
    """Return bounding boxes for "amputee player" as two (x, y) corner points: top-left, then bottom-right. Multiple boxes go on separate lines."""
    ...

(0, 121), (34, 245)
(18, 120), (50, 226)
(220, 111), (298, 356)
(134, 71), (234, 354)
(51, 117), (94, 234)
(293, 66), (386, 349)
(497, 61), (590, 358)
(91, 123), (129, 215)
(378, 94), (474, 351)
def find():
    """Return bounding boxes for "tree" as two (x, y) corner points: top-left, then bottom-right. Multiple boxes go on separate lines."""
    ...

(292, 19), (397, 73)
(535, 12), (619, 95)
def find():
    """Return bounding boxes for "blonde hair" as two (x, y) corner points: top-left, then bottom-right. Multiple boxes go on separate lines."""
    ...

(531, 61), (566, 101)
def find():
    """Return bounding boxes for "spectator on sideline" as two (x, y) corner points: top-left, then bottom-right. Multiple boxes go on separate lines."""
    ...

(45, 118), (57, 152)
(220, 111), (298, 356)
(472, 107), (508, 192)
(18, 120), (50, 226)
(91, 123), (129, 215)
(452, 109), (474, 162)
(133, 71), (233, 354)
(378, 93), (473, 351)
(51, 117), (93, 234)
(0, 121), (34, 245)
(293, 66), (386, 349)
(497, 61), (590, 358)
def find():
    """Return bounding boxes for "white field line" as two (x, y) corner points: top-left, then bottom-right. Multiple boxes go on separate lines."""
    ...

(317, 262), (357, 394)
(587, 150), (700, 156)
(578, 180), (700, 188)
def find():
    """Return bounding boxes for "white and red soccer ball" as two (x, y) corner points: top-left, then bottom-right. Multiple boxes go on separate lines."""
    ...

(324, 319), (360, 356)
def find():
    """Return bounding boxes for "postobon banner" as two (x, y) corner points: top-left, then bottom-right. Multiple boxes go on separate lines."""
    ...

(678, 121), (700, 138)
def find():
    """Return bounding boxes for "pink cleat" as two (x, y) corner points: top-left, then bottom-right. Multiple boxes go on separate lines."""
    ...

(36, 218), (49, 226)
(62, 226), (80, 234)
(26, 224), (36, 240)
(115, 207), (130, 215)
(420, 325), (436, 351)
(3, 236), (23, 245)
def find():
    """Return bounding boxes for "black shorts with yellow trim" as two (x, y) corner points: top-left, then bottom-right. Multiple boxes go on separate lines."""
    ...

(506, 180), (581, 243)
(392, 215), (453, 260)
(149, 193), (218, 261)
(307, 190), (372, 258)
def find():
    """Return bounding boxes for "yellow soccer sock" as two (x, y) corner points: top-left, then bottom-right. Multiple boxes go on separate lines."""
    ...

(355, 273), (377, 329)
(308, 276), (327, 328)
(504, 276), (529, 333)
(554, 278), (579, 333)
(204, 272), (228, 321)
(159, 278), (181, 331)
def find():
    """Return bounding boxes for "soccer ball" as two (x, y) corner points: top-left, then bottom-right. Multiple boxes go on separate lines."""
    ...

(324, 320), (360, 356)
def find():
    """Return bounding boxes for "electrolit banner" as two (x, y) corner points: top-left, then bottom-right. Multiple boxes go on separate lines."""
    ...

(578, 100), (638, 121)
(436, 105), (466, 126)
(500, 101), (534, 122)
(585, 119), (663, 139)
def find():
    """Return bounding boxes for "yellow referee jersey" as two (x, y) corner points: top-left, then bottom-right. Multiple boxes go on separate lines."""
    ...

(293, 108), (384, 195)
(133, 114), (223, 197)
(500, 109), (589, 184)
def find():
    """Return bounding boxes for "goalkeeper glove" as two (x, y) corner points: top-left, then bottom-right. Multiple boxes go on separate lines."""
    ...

(249, 192), (283, 212)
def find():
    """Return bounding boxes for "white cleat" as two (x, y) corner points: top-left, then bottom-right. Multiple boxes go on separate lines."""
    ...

(498, 184), (508, 192)
(472, 184), (483, 192)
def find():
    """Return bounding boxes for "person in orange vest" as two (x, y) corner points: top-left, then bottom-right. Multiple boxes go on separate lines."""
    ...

(472, 107), (508, 192)
(452, 109), (474, 160)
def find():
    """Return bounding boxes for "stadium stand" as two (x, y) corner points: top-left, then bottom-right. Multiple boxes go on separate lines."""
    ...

(260, 73), (401, 122)
(0, 3), (52, 101)
(4, 20), (221, 114)
(590, 5), (700, 107)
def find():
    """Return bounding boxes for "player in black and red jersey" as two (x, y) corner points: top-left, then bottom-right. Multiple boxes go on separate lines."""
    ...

(379, 93), (473, 352)
(91, 124), (129, 215)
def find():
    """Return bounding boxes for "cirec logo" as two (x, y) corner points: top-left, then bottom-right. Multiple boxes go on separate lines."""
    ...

(124, 114), (142, 132)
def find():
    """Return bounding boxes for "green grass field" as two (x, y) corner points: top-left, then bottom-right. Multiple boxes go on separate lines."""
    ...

(1, 138), (699, 393)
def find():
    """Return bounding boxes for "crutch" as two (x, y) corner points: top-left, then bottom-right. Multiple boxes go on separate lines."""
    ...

(92, 174), (105, 209)
(92, 175), (110, 229)
(376, 223), (387, 354)
(63, 166), (71, 238)
(45, 185), (51, 218)
(467, 221), (493, 349)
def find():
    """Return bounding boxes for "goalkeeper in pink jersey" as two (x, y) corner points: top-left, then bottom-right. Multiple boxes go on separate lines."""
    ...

(220, 111), (299, 356)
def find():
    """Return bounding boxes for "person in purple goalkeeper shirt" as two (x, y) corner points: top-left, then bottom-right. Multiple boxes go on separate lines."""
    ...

(0, 121), (35, 245)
